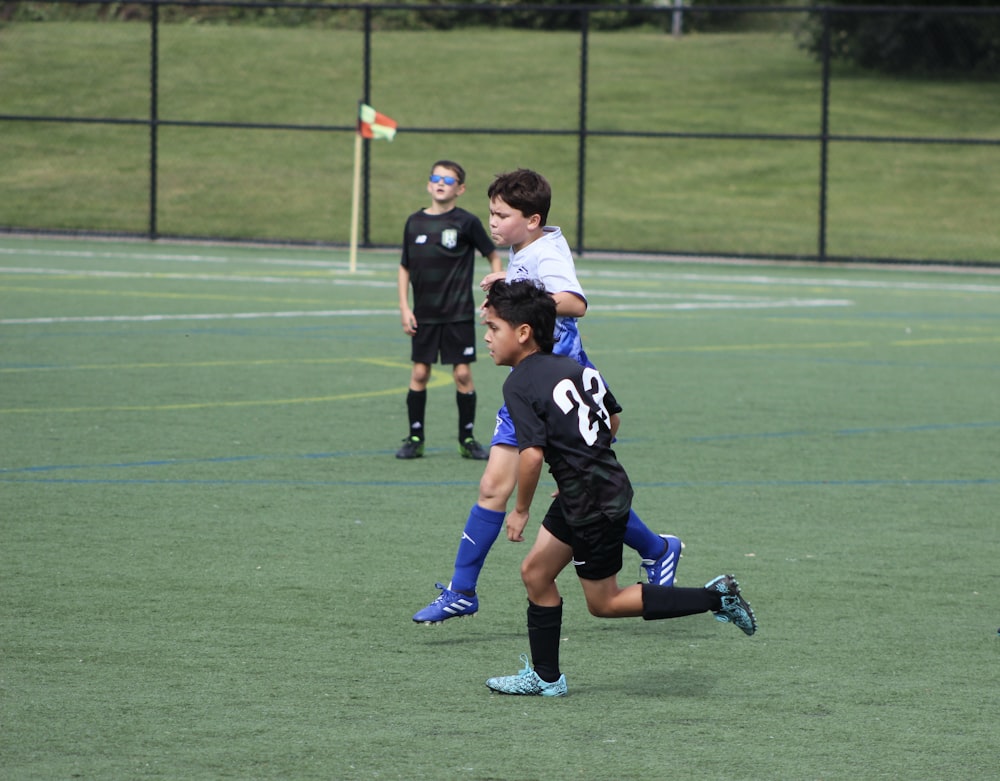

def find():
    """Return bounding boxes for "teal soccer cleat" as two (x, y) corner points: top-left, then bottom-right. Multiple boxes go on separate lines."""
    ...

(705, 574), (757, 636)
(486, 654), (567, 697)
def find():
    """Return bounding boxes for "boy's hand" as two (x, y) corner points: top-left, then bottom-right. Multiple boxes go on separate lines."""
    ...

(506, 508), (529, 542)
(479, 271), (506, 291)
(400, 308), (417, 335)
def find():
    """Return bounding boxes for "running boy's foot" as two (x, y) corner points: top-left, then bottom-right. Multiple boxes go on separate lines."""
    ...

(642, 534), (684, 587)
(458, 437), (489, 460)
(705, 574), (757, 636)
(412, 582), (478, 624)
(396, 436), (424, 459)
(486, 654), (567, 697)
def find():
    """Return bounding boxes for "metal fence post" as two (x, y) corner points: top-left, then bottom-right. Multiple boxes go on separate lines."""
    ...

(818, 5), (831, 263)
(361, 6), (372, 248)
(576, 9), (589, 256)
(149, 1), (159, 240)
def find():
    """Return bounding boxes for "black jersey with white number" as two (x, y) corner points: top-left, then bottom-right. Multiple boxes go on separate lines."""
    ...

(400, 207), (496, 325)
(503, 352), (633, 527)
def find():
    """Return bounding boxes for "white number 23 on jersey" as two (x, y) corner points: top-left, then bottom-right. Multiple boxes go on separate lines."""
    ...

(553, 368), (611, 446)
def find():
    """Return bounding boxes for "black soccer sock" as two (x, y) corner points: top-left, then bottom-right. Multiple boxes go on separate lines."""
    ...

(641, 583), (718, 621)
(527, 599), (563, 683)
(456, 389), (476, 441)
(406, 389), (426, 439)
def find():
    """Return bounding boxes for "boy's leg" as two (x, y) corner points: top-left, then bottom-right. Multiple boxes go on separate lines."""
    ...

(451, 444), (518, 591)
(644, 577), (757, 635)
(456, 389), (477, 441)
(639, 582), (715, 618)
(626, 509), (684, 587)
(444, 325), (486, 459)
(412, 444), (519, 623)
(397, 362), (430, 459)
(406, 386), (427, 437)
(575, 571), (757, 635)
(453, 363), (486, 459)
(623, 508), (662, 558)
(520, 523), (574, 606)
(642, 579), (757, 635)
(578, 577), (742, 624)
(452, 363), (476, 438)
(527, 599), (563, 684)
(485, 526), (569, 696)
(519, 511), (570, 679)
(562, 511), (705, 620)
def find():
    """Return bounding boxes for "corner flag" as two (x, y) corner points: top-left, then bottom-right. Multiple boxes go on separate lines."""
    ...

(350, 102), (396, 272)
(358, 103), (397, 141)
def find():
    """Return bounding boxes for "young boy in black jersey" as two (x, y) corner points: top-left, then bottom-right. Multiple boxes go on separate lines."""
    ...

(396, 160), (503, 460)
(481, 279), (757, 697)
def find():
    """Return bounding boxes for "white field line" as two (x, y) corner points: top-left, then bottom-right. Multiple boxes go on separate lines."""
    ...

(581, 267), (1000, 295)
(2, 299), (852, 325)
(2, 310), (398, 325)
(4, 244), (1000, 293)
(1, 260), (853, 325)
(0, 246), (360, 271)
(0, 266), (395, 288)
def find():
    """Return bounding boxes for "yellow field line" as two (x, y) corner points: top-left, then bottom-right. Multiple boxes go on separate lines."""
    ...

(0, 356), (411, 374)
(627, 340), (872, 354)
(0, 284), (337, 305)
(0, 374), (453, 415)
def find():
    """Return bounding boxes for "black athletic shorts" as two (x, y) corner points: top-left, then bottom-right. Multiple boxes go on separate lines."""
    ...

(410, 321), (477, 365)
(541, 499), (626, 581)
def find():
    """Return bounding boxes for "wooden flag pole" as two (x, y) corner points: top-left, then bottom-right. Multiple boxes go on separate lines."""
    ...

(349, 130), (362, 273)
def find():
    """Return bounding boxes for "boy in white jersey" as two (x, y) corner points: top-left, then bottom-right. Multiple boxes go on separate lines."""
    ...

(413, 169), (683, 624)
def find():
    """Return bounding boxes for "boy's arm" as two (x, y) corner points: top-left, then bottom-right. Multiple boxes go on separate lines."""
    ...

(551, 291), (587, 318)
(487, 250), (503, 274)
(398, 265), (416, 334)
(507, 446), (544, 542)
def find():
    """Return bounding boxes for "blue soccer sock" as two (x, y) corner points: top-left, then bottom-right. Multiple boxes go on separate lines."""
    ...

(450, 504), (506, 594)
(624, 508), (667, 561)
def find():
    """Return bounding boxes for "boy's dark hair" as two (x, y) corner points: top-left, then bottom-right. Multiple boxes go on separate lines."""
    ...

(487, 169), (551, 226)
(485, 280), (556, 354)
(431, 159), (466, 184)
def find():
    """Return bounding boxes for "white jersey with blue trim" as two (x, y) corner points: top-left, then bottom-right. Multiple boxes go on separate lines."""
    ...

(505, 226), (587, 363)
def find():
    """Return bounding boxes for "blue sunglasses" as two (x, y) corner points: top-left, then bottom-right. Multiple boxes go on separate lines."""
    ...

(429, 174), (459, 185)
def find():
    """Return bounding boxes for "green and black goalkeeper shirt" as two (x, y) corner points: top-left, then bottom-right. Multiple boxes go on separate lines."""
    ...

(400, 207), (496, 325)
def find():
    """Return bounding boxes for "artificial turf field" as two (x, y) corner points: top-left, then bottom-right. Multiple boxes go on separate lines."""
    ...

(2, 235), (998, 780)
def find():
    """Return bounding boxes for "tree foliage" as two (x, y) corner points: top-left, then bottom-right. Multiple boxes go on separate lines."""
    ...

(800, 0), (1000, 76)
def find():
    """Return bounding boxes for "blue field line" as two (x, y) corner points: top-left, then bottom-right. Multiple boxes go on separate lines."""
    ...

(0, 476), (996, 488)
(0, 447), (467, 475)
(641, 477), (1000, 488)
(4, 420), (998, 474)
(687, 420), (1000, 442)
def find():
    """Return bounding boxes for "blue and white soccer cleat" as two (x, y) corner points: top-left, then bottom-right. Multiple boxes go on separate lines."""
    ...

(486, 654), (567, 697)
(412, 582), (478, 624)
(705, 574), (757, 636)
(642, 534), (684, 587)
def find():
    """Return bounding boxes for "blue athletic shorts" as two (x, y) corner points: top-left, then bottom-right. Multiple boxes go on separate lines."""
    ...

(490, 404), (517, 448)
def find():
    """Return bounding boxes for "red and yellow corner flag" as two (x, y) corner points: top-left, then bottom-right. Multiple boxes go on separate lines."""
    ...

(358, 103), (397, 141)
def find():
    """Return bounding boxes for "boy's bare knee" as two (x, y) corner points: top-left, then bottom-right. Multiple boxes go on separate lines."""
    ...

(477, 469), (516, 507)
